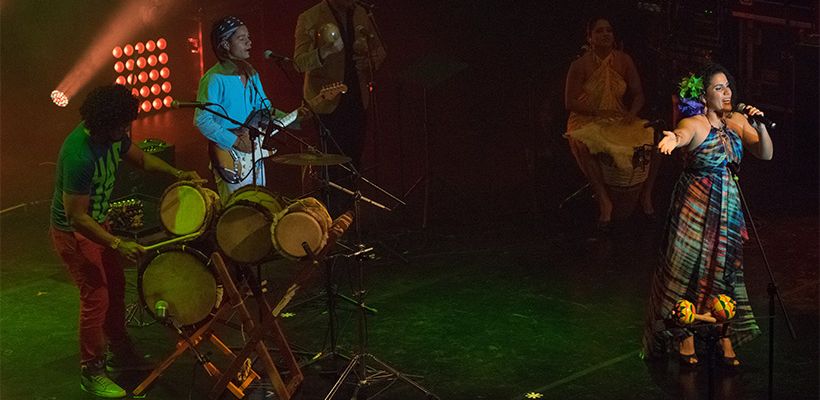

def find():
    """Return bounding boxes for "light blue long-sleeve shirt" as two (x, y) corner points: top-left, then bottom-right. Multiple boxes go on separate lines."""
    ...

(194, 61), (270, 150)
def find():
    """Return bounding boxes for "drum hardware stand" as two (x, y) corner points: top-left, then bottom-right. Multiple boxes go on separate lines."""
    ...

(133, 252), (303, 400)
(324, 175), (440, 400)
(558, 183), (591, 209)
(272, 119), (409, 266)
(728, 162), (796, 400)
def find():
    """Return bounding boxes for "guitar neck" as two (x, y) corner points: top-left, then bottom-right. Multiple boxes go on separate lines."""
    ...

(267, 109), (299, 136)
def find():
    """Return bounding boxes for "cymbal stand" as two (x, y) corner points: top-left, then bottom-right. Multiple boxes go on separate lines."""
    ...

(324, 174), (439, 400)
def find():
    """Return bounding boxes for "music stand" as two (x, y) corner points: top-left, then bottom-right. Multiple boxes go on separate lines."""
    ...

(399, 54), (468, 229)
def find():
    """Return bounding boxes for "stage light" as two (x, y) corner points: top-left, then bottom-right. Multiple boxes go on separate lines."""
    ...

(138, 71), (148, 83)
(161, 81), (171, 93)
(53, 0), (178, 106)
(137, 57), (147, 69)
(146, 40), (157, 52)
(51, 90), (69, 107)
(125, 59), (135, 71)
(135, 42), (145, 54)
(151, 84), (161, 95)
(131, 88), (140, 97)
(160, 67), (170, 78)
(158, 52), (168, 64)
(126, 74), (136, 85)
(114, 61), (125, 73)
(163, 96), (173, 107)
(141, 100), (151, 112)
(140, 86), (150, 97)
(157, 38), (167, 50)
(187, 37), (200, 54)
(147, 54), (157, 66)
(152, 98), (163, 110)
(115, 76), (127, 85)
(149, 69), (159, 81)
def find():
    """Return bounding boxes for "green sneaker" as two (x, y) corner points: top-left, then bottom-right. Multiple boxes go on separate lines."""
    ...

(81, 368), (126, 398)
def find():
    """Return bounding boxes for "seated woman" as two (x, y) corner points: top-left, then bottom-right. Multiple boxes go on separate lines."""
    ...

(564, 16), (654, 230)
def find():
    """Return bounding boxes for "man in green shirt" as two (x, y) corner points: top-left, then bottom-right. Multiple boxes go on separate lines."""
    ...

(49, 85), (200, 398)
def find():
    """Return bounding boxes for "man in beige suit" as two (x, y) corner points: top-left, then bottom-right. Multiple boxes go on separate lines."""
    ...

(294, 0), (385, 163)
(294, 0), (386, 213)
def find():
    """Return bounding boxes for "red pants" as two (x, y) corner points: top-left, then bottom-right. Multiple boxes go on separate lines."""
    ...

(50, 227), (128, 366)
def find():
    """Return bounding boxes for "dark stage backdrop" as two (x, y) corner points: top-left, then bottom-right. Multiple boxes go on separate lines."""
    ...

(2, 0), (812, 227)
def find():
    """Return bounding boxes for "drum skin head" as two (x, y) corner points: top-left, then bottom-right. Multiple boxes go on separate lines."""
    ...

(141, 250), (218, 326)
(216, 204), (273, 263)
(216, 187), (282, 264)
(160, 185), (208, 235)
(273, 211), (324, 258)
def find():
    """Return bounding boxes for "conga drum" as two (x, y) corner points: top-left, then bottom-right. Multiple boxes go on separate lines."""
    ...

(271, 197), (332, 260)
(138, 246), (223, 327)
(215, 186), (284, 264)
(159, 181), (220, 236)
(565, 118), (654, 218)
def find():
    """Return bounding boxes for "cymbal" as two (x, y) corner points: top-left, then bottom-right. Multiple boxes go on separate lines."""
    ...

(271, 152), (352, 166)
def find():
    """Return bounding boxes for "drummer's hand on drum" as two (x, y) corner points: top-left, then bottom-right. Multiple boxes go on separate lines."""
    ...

(658, 130), (679, 155)
(175, 170), (202, 181)
(117, 240), (145, 262)
(233, 128), (253, 153)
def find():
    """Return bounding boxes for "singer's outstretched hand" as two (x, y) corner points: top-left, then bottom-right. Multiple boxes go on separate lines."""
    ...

(658, 130), (679, 155)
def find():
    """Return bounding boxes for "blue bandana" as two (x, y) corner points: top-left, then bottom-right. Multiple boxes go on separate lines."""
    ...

(211, 16), (245, 60)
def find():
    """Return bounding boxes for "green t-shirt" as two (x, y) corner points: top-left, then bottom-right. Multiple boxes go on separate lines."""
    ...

(50, 123), (131, 231)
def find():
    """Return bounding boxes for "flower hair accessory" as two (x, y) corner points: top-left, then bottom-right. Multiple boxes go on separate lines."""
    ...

(678, 73), (704, 100)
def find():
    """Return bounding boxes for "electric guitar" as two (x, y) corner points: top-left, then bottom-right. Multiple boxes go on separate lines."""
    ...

(209, 82), (347, 184)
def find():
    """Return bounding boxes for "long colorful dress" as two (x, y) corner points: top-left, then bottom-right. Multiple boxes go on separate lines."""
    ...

(642, 125), (761, 357)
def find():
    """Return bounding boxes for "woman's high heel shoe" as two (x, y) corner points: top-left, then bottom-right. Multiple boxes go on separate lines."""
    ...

(718, 336), (741, 368)
(678, 352), (699, 367)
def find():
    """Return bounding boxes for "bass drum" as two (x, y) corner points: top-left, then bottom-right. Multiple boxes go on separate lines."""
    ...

(215, 186), (284, 264)
(138, 246), (223, 327)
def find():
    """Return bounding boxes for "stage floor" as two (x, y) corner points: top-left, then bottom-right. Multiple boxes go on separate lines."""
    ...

(1, 180), (817, 400)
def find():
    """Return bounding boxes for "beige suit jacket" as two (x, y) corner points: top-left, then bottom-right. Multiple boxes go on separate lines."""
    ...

(294, 1), (386, 114)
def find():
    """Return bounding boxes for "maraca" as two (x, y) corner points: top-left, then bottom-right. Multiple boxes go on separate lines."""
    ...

(709, 294), (737, 322)
(671, 299), (717, 326)
(317, 23), (340, 45)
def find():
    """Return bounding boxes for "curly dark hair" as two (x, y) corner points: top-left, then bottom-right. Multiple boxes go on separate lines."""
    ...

(79, 84), (139, 137)
(696, 63), (737, 102)
(677, 63), (737, 118)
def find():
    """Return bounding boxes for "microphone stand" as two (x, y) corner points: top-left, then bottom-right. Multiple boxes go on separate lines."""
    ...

(728, 162), (797, 400)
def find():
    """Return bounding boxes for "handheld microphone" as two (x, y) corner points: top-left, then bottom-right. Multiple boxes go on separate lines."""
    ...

(263, 50), (292, 63)
(171, 100), (214, 109)
(154, 300), (168, 319)
(736, 103), (776, 129)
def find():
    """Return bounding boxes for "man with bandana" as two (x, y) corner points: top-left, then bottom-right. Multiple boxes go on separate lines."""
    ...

(196, 16), (302, 200)
(294, 0), (386, 213)
(50, 85), (200, 398)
